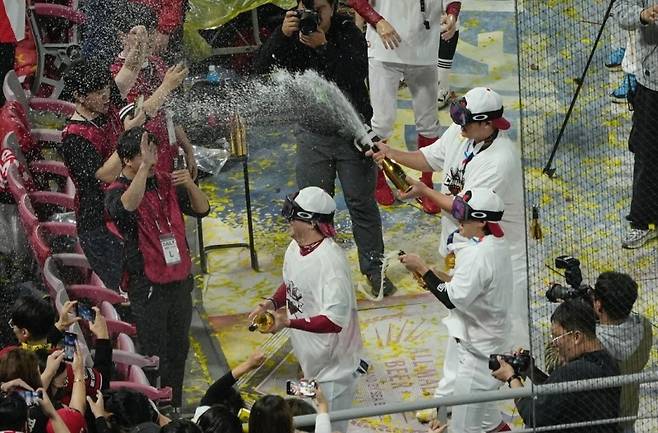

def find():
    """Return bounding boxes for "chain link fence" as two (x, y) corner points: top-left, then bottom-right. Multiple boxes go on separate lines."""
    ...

(518, 0), (658, 430)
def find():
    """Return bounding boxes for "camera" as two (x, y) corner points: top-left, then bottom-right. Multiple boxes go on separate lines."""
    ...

(286, 379), (317, 397)
(489, 350), (532, 376)
(294, 9), (320, 35)
(545, 255), (592, 303)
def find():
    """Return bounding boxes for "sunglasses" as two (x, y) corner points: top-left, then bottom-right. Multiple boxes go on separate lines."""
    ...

(449, 97), (504, 126)
(281, 193), (314, 222)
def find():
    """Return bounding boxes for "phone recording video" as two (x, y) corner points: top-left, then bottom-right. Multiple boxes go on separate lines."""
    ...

(286, 379), (317, 398)
(17, 390), (43, 406)
(63, 331), (77, 362)
(76, 301), (96, 322)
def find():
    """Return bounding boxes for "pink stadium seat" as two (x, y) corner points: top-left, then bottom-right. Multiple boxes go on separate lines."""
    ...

(100, 301), (137, 338)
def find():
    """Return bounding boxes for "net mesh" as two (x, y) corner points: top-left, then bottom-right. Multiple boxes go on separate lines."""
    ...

(518, 0), (658, 430)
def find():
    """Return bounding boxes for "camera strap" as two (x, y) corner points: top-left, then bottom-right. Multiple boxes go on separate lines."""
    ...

(420, 0), (430, 29)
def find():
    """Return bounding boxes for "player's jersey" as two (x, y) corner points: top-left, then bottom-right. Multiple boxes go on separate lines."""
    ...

(283, 238), (364, 382)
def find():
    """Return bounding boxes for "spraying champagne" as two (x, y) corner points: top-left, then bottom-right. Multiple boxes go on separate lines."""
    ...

(354, 127), (413, 193)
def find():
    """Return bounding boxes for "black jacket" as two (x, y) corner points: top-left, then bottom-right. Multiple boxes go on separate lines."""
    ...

(253, 13), (372, 126)
(516, 350), (620, 433)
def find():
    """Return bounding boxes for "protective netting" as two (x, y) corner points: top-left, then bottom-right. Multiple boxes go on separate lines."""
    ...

(518, 0), (658, 431)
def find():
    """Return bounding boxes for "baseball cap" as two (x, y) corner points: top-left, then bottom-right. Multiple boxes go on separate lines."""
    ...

(452, 188), (505, 237)
(282, 187), (337, 237)
(451, 87), (511, 130)
(46, 407), (86, 433)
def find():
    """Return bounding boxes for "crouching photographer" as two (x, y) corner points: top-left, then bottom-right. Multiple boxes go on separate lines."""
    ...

(491, 299), (620, 433)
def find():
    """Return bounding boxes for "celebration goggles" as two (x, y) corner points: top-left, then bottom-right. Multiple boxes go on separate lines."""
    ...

(281, 192), (333, 223)
(451, 191), (504, 222)
(449, 97), (505, 127)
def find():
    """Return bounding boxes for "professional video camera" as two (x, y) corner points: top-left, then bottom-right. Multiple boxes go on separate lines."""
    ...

(545, 255), (592, 303)
(488, 350), (532, 376)
(294, 9), (320, 35)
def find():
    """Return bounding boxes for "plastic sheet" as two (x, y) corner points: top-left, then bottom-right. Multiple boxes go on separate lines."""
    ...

(184, 0), (295, 60)
(194, 140), (230, 177)
(0, 203), (28, 256)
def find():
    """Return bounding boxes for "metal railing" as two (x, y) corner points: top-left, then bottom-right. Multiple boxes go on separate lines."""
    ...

(293, 370), (658, 430)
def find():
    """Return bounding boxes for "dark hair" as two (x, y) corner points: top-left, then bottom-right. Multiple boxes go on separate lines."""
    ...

(0, 349), (43, 391)
(200, 386), (245, 416)
(551, 298), (597, 338)
(103, 388), (157, 432)
(117, 127), (148, 165)
(11, 294), (56, 341)
(64, 58), (112, 99)
(161, 419), (202, 433)
(0, 392), (28, 430)
(286, 398), (316, 433)
(593, 271), (638, 321)
(196, 404), (241, 433)
(116, 2), (158, 33)
(300, 0), (336, 9)
(249, 395), (293, 433)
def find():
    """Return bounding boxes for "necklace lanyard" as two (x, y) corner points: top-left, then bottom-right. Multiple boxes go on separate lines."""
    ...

(75, 110), (101, 129)
(460, 140), (485, 172)
(151, 188), (173, 234)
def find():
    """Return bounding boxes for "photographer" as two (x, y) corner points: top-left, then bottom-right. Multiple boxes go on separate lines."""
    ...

(593, 272), (652, 433)
(254, 0), (395, 296)
(492, 299), (620, 433)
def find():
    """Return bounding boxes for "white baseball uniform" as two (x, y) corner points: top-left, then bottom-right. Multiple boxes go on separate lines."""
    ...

(366, 0), (445, 139)
(441, 234), (513, 432)
(283, 238), (364, 433)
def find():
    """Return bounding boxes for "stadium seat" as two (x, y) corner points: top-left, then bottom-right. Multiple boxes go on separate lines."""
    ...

(3, 69), (75, 117)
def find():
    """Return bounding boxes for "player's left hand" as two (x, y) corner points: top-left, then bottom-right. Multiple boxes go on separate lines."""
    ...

(269, 308), (291, 334)
(398, 177), (429, 200)
(440, 13), (457, 41)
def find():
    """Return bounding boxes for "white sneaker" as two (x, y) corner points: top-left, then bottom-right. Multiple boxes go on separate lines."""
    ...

(622, 227), (658, 249)
(437, 86), (450, 110)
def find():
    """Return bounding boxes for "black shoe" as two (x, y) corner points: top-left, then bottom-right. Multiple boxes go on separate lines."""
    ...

(367, 273), (397, 297)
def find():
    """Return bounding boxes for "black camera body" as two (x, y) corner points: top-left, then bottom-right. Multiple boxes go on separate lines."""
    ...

(489, 350), (531, 376)
(294, 9), (320, 35)
(546, 255), (592, 302)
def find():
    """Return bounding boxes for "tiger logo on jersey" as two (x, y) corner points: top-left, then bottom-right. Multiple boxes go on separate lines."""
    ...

(444, 167), (465, 196)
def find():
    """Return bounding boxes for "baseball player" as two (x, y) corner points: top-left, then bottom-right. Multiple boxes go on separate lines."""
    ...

(249, 186), (365, 433)
(400, 188), (513, 433)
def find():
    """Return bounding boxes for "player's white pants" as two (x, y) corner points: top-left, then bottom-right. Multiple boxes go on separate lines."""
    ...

(317, 375), (358, 433)
(436, 338), (503, 432)
(368, 59), (440, 140)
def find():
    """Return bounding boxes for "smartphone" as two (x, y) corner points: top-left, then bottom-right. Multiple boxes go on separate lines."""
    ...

(17, 390), (42, 406)
(286, 379), (317, 397)
(133, 94), (144, 116)
(63, 332), (77, 362)
(76, 301), (96, 322)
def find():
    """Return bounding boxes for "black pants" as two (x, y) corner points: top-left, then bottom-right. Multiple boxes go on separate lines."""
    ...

(129, 273), (194, 407)
(295, 127), (384, 276)
(628, 83), (658, 229)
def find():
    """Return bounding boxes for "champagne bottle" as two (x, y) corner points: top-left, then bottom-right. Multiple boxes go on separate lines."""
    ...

(173, 147), (186, 171)
(356, 130), (412, 193)
(398, 250), (427, 289)
(248, 312), (275, 333)
(444, 252), (456, 271)
(530, 205), (543, 240)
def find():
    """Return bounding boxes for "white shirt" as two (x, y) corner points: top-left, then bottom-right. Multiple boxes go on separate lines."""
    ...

(366, 0), (444, 65)
(442, 235), (512, 355)
(419, 123), (525, 259)
(283, 238), (364, 382)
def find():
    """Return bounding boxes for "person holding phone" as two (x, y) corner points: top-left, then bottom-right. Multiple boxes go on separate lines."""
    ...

(111, 4), (197, 178)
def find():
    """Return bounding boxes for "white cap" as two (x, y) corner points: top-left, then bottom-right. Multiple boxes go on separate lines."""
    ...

(463, 187), (504, 219)
(462, 87), (510, 130)
(295, 186), (336, 215)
